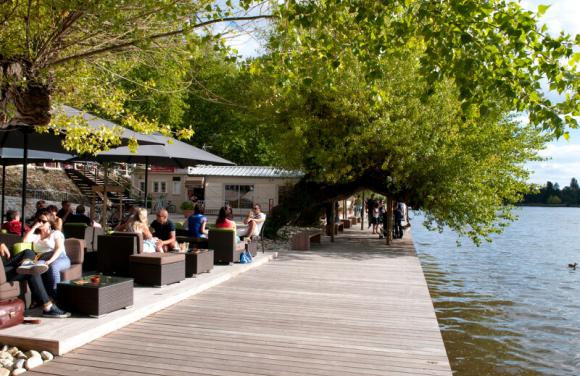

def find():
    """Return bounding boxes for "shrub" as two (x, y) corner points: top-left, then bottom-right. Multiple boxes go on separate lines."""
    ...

(180, 201), (194, 210)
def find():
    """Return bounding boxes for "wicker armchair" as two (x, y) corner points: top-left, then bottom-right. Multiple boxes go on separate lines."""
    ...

(97, 232), (143, 277)
(208, 228), (246, 264)
(62, 224), (104, 271)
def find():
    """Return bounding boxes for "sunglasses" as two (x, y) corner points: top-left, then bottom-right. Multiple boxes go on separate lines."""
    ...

(38, 219), (48, 224)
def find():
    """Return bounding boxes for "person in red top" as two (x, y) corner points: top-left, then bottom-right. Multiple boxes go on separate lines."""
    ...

(215, 206), (236, 229)
(215, 205), (242, 242)
(1, 209), (29, 235)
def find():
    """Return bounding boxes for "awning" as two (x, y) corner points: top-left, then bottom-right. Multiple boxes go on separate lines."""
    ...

(185, 177), (204, 188)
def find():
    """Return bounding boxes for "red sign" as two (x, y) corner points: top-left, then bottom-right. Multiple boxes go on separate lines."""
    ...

(150, 166), (176, 172)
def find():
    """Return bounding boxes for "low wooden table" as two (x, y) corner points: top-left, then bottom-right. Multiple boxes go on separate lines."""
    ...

(348, 216), (359, 224)
(57, 275), (134, 318)
(341, 219), (352, 228)
(170, 249), (214, 277)
(291, 232), (322, 250)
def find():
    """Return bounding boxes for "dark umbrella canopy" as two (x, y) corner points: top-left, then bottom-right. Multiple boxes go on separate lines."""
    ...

(0, 108), (163, 234)
(0, 148), (74, 166)
(93, 134), (235, 167)
(85, 134), (235, 209)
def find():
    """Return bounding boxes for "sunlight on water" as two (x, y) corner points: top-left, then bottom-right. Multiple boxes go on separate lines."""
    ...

(412, 207), (580, 376)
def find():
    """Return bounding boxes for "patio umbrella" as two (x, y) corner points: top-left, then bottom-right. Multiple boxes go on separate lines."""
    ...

(1, 110), (163, 234)
(0, 148), (75, 224)
(83, 133), (235, 210)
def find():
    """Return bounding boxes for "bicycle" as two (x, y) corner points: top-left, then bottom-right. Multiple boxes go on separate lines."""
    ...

(166, 200), (176, 213)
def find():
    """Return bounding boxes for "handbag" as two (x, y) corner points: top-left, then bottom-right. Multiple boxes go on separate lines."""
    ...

(240, 250), (253, 264)
(0, 299), (24, 330)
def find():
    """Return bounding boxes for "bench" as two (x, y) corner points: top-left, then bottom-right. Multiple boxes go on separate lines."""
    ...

(291, 232), (322, 251)
(325, 223), (344, 236)
(348, 216), (359, 224)
(341, 219), (352, 228)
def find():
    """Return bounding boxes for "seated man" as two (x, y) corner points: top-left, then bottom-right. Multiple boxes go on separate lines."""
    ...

(150, 209), (178, 252)
(239, 204), (266, 239)
(1, 209), (29, 235)
(0, 243), (70, 318)
(56, 200), (73, 223)
(64, 205), (92, 226)
(114, 205), (139, 231)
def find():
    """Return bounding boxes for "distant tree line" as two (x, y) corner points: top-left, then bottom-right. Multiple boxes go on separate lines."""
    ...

(521, 178), (580, 205)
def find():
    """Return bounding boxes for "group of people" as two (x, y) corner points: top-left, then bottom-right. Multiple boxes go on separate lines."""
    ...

(1, 201), (78, 318)
(183, 203), (266, 242)
(0, 199), (267, 319)
(364, 194), (406, 239)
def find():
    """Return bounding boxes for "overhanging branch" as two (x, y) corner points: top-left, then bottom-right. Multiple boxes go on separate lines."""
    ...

(47, 14), (274, 67)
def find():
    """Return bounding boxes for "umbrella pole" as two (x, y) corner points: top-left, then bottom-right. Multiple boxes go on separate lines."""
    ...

(144, 157), (149, 210)
(102, 162), (108, 229)
(21, 128), (29, 236)
(1, 161), (5, 225)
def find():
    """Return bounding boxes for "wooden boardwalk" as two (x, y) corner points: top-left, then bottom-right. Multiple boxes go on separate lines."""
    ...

(27, 228), (452, 376)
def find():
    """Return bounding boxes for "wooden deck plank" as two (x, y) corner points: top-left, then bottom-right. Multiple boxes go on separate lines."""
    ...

(26, 228), (452, 376)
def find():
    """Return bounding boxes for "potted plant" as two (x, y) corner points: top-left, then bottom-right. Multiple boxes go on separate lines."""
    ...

(180, 201), (195, 218)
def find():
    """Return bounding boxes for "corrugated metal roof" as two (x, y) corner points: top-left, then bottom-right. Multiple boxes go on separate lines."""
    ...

(188, 166), (303, 178)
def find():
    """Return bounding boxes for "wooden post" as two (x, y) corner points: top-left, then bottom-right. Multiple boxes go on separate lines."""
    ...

(330, 202), (335, 243)
(386, 196), (392, 245)
(361, 191), (365, 230)
(91, 192), (95, 222)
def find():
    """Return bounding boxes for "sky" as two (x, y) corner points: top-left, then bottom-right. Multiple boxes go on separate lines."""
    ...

(230, 1), (580, 187)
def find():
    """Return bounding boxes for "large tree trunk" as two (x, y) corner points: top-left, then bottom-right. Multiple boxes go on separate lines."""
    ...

(0, 57), (53, 128)
(264, 172), (416, 238)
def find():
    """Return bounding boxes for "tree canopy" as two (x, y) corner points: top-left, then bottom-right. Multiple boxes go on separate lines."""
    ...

(0, 0), (578, 146)
(257, 43), (548, 243)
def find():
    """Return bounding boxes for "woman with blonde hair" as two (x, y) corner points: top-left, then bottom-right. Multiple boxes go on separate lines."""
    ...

(125, 208), (157, 253)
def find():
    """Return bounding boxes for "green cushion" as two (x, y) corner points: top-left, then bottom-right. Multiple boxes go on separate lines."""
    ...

(64, 223), (87, 227)
(208, 227), (235, 232)
(0, 229), (7, 233)
(174, 222), (183, 229)
(13, 242), (33, 256)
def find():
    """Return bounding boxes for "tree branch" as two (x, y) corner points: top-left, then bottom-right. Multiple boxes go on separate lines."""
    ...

(47, 14), (273, 67)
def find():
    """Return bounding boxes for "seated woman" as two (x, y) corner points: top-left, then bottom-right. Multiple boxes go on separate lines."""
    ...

(0, 244), (70, 318)
(215, 205), (241, 243)
(118, 208), (158, 253)
(187, 203), (208, 238)
(1, 209), (29, 235)
(21, 212), (70, 298)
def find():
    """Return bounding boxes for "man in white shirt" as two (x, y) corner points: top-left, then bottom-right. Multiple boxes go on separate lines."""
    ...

(241, 204), (266, 238)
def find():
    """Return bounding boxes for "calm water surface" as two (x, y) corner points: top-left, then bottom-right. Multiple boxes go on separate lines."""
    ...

(412, 207), (580, 376)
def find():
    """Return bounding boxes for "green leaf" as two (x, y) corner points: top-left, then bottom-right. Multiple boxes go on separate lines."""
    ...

(538, 5), (551, 15)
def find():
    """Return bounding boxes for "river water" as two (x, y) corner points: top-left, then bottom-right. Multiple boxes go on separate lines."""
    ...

(411, 207), (580, 376)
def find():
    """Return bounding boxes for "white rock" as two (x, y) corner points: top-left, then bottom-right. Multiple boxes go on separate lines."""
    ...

(24, 356), (42, 370)
(11, 369), (26, 376)
(13, 360), (24, 370)
(40, 351), (53, 361)
(5, 349), (17, 357)
(0, 368), (10, 376)
(0, 353), (12, 362)
(0, 360), (12, 370)
(22, 351), (39, 360)
(12, 353), (25, 360)
(0, 347), (7, 353)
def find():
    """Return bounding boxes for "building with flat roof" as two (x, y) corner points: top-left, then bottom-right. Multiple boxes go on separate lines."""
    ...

(187, 166), (303, 214)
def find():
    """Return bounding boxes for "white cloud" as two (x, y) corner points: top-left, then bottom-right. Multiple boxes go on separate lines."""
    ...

(520, 0), (580, 36)
(527, 144), (580, 185)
